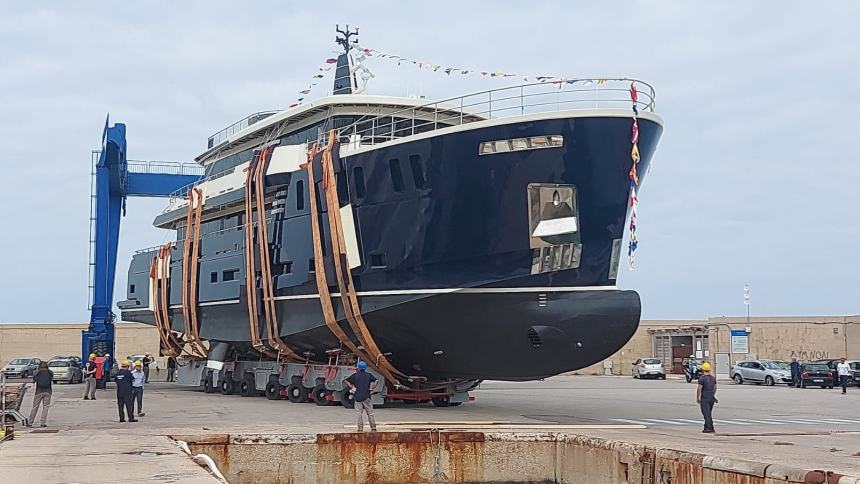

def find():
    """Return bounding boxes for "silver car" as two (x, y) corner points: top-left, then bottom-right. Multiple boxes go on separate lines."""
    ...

(48, 358), (83, 384)
(632, 358), (667, 380)
(3, 357), (42, 379)
(731, 359), (792, 386)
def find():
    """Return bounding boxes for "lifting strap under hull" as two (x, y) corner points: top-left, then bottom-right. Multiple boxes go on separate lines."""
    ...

(308, 133), (408, 387)
(150, 244), (184, 357)
(244, 148), (301, 361)
(181, 188), (208, 358)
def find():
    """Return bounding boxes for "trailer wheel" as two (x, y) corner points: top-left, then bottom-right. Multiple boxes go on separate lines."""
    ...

(265, 381), (281, 400)
(313, 384), (331, 406)
(340, 390), (355, 409)
(220, 373), (235, 395)
(287, 383), (309, 403)
(431, 396), (452, 407)
(203, 373), (216, 393)
(240, 377), (255, 397)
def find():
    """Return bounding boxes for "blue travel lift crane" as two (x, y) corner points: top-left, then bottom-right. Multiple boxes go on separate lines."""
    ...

(83, 117), (203, 362)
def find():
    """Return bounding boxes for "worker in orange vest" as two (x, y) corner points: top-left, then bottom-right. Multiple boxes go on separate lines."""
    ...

(94, 355), (106, 389)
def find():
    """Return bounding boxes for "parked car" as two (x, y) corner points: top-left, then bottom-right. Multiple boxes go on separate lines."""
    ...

(848, 360), (860, 388)
(50, 355), (82, 366)
(731, 359), (792, 386)
(811, 359), (841, 386)
(632, 358), (666, 379)
(2, 357), (42, 379)
(48, 358), (83, 384)
(799, 363), (834, 388)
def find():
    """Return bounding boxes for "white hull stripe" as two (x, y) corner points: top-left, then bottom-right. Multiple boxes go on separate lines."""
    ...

(122, 286), (621, 312)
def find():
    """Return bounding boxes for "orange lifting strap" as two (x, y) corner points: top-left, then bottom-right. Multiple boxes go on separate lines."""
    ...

(180, 187), (208, 358)
(150, 243), (184, 357)
(243, 148), (301, 361)
(253, 147), (301, 361)
(309, 133), (408, 386)
(305, 144), (367, 360)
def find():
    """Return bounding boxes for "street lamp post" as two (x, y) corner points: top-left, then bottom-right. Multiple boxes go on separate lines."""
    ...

(744, 284), (750, 329)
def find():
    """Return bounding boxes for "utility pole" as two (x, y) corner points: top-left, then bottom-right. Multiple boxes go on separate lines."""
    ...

(744, 284), (750, 328)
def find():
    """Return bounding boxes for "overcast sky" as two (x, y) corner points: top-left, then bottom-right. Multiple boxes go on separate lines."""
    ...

(2, 1), (858, 323)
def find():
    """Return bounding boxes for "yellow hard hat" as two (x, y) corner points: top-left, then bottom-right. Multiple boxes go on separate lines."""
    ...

(121, 360), (130, 367)
(701, 362), (712, 372)
(89, 354), (96, 360)
(134, 360), (143, 367)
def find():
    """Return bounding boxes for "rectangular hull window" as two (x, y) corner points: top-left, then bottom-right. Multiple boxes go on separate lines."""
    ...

(608, 239), (622, 280)
(353, 166), (366, 199)
(479, 135), (563, 156)
(409, 155), (427, 189)
(389, 158), (405, 192)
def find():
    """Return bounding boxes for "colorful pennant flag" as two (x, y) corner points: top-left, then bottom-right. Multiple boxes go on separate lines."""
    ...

(627, 81), (641, 269)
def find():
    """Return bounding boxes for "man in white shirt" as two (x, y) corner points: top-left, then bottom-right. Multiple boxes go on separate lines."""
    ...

(131, 360), (146, 416)
(836, 358), (851, 395)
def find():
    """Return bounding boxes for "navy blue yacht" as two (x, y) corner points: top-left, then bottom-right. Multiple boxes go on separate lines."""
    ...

(119, 32), (663, 382)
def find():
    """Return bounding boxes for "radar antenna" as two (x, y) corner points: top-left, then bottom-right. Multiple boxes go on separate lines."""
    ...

(335, 24), (359, 54)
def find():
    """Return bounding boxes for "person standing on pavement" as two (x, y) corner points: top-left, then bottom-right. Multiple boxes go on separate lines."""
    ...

(142, 353), (153, 383)
(166, 356), (177, 382)
(114, 360), (138, 423)
(26, 361), (53, 428)
(696, 361), (717, 433)
(83, 354), (98, 400)
(837, 358), (851, 394)
(131, 361), (146, 417)
(344, 361), (378, 432)
(790, 358), (801, 388)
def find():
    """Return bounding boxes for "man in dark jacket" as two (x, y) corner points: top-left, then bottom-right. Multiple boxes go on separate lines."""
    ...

(114, 360), (138, 423)
(790, 358), (801, 388)
(27, 362), (53, 427)
(142, 353), (153, 383)
(166, 356), (177, 382)
(344, 361), (378, 432)
(696, 362), (717, 433)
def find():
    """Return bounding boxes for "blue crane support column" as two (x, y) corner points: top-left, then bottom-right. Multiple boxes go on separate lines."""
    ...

(83, 118), (202, 364)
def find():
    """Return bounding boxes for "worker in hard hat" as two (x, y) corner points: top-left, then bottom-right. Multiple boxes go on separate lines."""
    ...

(142, 353), (153, 383)
(344, 361), (378, 432)
(695, 361), (717, 433)
(82, 354), (98, 400)
(131, 360), (146, 417)
(114, 360), (138, 423)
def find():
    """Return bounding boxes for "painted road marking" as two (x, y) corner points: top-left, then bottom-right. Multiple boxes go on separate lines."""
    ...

(640, 418), (687, 425)
(610, 418), (652, 426)
(610, 417), (860, 427)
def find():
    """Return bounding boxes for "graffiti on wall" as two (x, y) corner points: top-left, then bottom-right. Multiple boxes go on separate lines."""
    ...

(790, 349), (830, 360)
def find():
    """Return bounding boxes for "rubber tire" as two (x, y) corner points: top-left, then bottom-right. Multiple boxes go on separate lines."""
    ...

(660, 374), (667, 380)
(685, 373), (692, 383)
(220, 375), (235, 395)
(340, 390), (355, 409)
(265, 381), (281, 400)
(765, 376), (775, 386)
(312, 384), (331, 406)
(240, 378), (255, 397)
(203, 373), (216, 393)
(432, 396), (452, 407)
(287, 383), (309, 403)
(733, 374), (744, 385)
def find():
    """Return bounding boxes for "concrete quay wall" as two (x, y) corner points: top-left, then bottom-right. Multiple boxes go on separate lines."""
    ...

(178, 431), (860, 484)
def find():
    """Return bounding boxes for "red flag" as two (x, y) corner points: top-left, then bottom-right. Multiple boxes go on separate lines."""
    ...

(629, 82), (638, 103)
(629, 164), (639, 185)
(631, 119), (639, 144)
(325, 58), (337, 64)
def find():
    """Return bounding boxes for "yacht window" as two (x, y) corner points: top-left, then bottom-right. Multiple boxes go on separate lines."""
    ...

(210, 272), (218, 283)
(222, 269), (239, 281)
(409, 155), (427, 189)
(353, 166), (366, 198)
(282, 261), (293, 274)
(296, 180), (305, 211)
(308, 258), (315, 273)
(129, 284), (135, 294)
(479, 135), (564, 155)
(388, 159), (405, 193)
(336, 171), (349, 203)
(370, 254), (387, 268)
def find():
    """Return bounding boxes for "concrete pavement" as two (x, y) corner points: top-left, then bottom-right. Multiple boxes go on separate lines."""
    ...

(1, 375), (858, 482)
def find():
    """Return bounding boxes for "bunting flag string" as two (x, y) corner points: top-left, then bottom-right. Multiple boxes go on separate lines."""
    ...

(627, 81), (641, 270)
(355, 45), (600, 87)
(288, 57), (338, 109)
